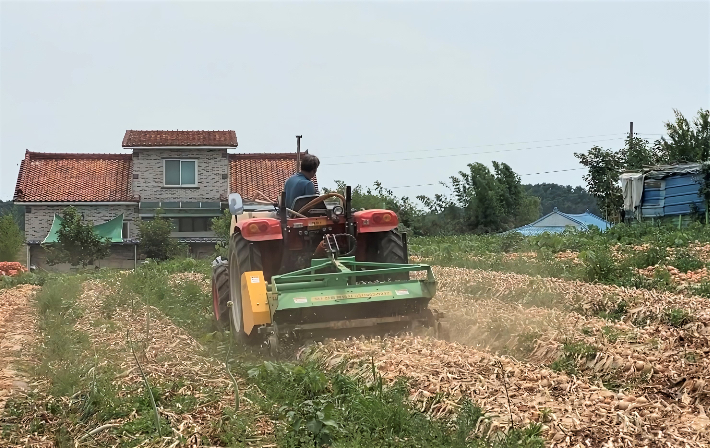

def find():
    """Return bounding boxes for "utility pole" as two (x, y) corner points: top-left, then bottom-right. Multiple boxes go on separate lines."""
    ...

(629, 122), (633, 153)
(296, 135), (302, 173)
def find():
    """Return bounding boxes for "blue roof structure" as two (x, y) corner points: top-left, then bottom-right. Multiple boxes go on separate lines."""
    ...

(632, 164), (707, 218)
(508, 208), (611, 236)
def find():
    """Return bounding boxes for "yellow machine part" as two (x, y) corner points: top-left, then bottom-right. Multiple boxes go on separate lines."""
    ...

(240, 271), (271, 335)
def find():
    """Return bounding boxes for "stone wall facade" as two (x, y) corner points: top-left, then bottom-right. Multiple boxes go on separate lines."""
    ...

(24, 204), (138, 242)
(29, 244), (141, 271)
(132, 148), (229, 202)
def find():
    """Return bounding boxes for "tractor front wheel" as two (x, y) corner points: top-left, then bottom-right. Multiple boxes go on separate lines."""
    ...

(228, 232), (263, 344)
(375, 229), (409, 281)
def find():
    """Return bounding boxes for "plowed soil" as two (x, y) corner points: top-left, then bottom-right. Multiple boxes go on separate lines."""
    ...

(304, 266), (710, 447)
(3, 263), (709, 446)
(0, 285), (39, 412)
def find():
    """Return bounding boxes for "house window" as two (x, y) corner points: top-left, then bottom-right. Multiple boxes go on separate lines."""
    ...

(122, 222), (130, 239)
(142, 216), (214, 232)
(179, 217), (212, 232)
(164, 217), (213, 232)
(164, 159), (197, 187)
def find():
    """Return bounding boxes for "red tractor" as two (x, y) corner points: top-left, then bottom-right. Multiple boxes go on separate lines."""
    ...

(212, 187), (445, 351)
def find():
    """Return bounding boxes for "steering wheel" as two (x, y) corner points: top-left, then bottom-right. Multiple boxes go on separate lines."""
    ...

(297, 192), (346, 214)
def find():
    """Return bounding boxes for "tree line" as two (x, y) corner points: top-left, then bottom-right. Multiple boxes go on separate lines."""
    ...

(327, 167), (600, 236)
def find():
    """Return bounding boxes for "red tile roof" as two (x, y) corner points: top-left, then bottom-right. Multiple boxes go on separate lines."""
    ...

(229, 153), (319, 202)
(13, 151), (136, 202)
(122, 130), (237, 147)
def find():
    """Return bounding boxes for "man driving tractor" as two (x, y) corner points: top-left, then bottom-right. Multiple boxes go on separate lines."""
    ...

(284, 153), (320, 208)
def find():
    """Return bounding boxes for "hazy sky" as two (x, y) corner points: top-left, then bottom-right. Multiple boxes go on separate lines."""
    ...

(1, 1), (708, 201)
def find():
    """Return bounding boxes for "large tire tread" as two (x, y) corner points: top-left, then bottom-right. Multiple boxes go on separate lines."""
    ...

(375, 230), (409, 281)
(212, 262), (230, 325)
(229, 233), (264, 344)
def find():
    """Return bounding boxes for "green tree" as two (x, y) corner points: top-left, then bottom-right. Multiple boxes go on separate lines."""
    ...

(0, 200), (24, 231)
(45, 207), (111, 267)
(493, 162), (522, 215)
(518, 195), (542, 225)
(657, 108), (710, 163)
(419, 161), (538, 233)
(493, 161), (536, 228)
(575, 146), (624, 222)
(0, 214), (24, 261)
(138, 210), (180, 261)
(451, 162), (503, 232)
(211, 208), (232, 257)
(621, 134), (660, 170)
(697, 163), (710, 224)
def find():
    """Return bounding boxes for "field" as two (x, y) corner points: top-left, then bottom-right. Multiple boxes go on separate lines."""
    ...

(1, 223), (710, 447)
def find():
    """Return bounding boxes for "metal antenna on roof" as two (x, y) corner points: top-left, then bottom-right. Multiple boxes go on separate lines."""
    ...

(296, 135), (302, 173)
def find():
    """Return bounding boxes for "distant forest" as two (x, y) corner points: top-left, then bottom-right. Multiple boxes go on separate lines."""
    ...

(523, 183), (601, 217)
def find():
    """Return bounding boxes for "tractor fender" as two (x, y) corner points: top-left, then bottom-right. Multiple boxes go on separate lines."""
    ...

(353, 209), (399, 233)
(235, 218), (283, 241)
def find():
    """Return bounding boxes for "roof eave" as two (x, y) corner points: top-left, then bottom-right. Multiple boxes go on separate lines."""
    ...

(126, 145), (237, 150)
(14, 201), (139, 205)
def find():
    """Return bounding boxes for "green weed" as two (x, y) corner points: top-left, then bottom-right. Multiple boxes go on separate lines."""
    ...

(550, 341), (598, 376)
(504, 331), (541, 360)
(0, 271), (52, 290)
(684, 351), (698, 363)
(663, 308), (693, 327)
(601, 326), (623, 343)
(595, 300), (628, 321)
(668, 249), (705, 272)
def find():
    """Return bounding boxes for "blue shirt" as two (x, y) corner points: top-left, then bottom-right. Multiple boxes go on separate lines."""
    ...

(284, 172), (316, 208)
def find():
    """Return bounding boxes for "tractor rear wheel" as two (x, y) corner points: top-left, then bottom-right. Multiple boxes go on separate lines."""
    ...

(228, 232), (263, 344)
(375, 229), (409, 281)
(212, 259), (230, 326)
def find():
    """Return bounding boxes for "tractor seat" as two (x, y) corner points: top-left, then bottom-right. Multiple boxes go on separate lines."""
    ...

(292, 195), (327, 215)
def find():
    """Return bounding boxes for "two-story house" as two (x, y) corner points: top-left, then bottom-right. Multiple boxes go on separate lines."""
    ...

(125, 130), (236, 260)
(13, 130), (313, 269)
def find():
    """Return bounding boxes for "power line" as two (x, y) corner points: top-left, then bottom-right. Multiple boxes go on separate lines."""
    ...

(321, 133), (626, 159)
(387, 168), (586, 189)
(523, 167), (586, 176)
(327, 137), (624, 166)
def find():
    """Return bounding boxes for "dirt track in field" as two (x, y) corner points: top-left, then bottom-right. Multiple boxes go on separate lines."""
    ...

(0, 285), (39, 412)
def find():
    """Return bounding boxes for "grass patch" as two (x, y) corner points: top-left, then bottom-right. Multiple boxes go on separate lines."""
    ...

(0, 271), (52, 290)
(410, 221), (710, 296)
(34, 276), (89, 396)
(244, 360), (545, 448)
(662, 308), (694, 327)
(549, 341), (598, 376)
(594, 300), (628, 322)
(601, 326), (623, 343)
(102, 258), (216, 339)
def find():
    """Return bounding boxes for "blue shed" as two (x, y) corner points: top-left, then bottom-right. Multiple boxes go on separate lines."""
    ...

(509, 208), (611, 236)
(622, 164), (706, 219)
